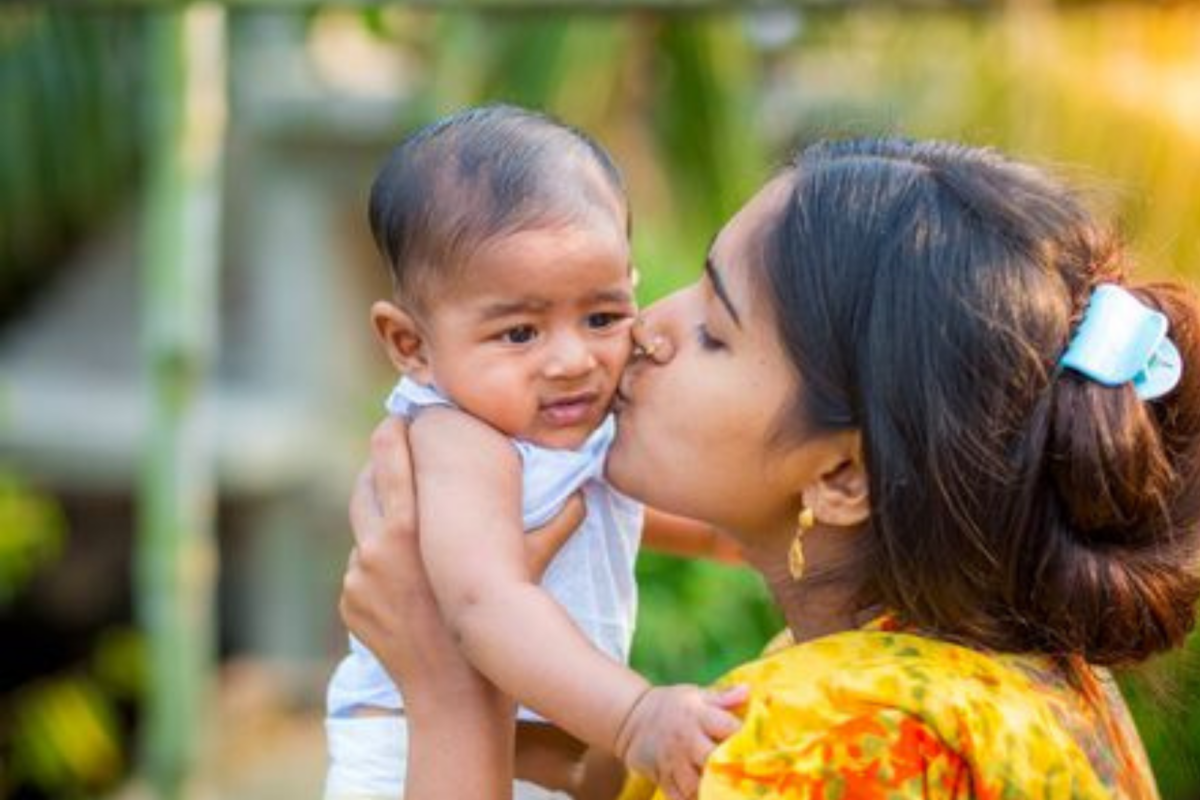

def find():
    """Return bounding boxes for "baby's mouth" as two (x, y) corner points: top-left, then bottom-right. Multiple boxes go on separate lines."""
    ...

(540, 391), (600, 427)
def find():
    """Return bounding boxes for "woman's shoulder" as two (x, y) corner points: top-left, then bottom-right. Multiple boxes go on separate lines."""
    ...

(701, 620), (1156, 799)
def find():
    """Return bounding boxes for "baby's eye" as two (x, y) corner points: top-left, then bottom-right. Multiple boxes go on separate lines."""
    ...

(501, 325), (538, 344)
(694, 323), (726, 352)
(587, 312), (628, 330)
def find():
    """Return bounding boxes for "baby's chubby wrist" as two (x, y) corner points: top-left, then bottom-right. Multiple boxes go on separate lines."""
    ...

(612, 681), (656, 760)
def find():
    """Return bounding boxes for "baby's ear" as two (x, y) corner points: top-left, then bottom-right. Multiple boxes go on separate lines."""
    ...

(370, 300), (432, 382)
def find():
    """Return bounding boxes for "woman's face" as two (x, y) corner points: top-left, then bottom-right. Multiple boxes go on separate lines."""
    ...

(608, 177), (819, 538)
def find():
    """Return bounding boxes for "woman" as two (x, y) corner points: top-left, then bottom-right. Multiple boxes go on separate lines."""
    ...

(340, 138), (1200, 799)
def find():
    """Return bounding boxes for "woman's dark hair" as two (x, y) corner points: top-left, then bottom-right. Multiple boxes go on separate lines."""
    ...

(765, 138), (1200, 665)
(368, 103), (628, 311)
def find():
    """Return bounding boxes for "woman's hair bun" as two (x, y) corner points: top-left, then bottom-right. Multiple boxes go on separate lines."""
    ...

(1032, 281), (1200, 664)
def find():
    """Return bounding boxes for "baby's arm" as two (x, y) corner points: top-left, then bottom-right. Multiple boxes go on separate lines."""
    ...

(409, 408), (742, 795)
(642, 508), (743, 565)
(411, 407), (646, 745)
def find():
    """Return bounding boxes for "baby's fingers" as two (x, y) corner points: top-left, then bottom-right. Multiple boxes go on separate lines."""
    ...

(686, 728), (720, 769)
(665, 756), (703, 800)
(709, 683), (750, 709)
(699, 704), (743, 743)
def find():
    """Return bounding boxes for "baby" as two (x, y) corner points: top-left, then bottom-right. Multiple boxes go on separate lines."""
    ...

(326, 105), (743, 800)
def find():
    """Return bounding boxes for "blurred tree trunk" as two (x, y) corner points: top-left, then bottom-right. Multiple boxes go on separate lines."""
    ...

(136, 7), (225, 798)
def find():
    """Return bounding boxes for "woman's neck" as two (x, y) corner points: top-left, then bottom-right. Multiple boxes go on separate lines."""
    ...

(742, 524), (868, 645)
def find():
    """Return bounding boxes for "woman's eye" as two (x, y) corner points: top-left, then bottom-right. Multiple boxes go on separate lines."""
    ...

(587, 312), (626, 330)
(695, 323), (726, 351)
(501, 325), (537, 344)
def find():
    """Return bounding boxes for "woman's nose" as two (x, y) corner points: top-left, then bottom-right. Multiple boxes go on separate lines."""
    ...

(632, 311), (674, 364)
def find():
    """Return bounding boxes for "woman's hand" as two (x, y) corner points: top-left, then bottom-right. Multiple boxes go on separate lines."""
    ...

(526, 493), (586, 576)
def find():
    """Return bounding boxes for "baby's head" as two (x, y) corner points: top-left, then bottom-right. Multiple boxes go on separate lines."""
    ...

(368, 105), (636, 449)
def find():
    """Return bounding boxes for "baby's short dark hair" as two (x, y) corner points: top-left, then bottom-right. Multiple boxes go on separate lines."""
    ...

(368, 104), (629, 312)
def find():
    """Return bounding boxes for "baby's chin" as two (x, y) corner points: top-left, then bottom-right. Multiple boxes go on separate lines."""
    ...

(518, 426), (599, 451)
(520, 414), (615, 451)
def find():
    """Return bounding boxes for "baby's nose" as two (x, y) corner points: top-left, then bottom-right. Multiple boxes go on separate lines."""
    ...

(545, 333), (598, 377)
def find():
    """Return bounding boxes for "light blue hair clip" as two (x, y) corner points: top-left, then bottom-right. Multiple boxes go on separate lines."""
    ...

(1059, 283), (1182, 400)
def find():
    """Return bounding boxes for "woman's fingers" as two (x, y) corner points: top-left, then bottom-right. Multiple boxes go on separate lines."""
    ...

(342, 418), (428, 648)
(368, 416), (416, 531)
(338, 546), (360, 621)
(525, 492), (586, 578)
(348, 465), (381, 546)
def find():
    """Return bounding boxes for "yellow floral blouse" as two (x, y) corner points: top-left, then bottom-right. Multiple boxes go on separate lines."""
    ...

(623, 617), (1158, 799)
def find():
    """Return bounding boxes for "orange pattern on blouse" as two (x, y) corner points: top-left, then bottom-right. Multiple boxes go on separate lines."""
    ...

(625, 618), (1158, 799)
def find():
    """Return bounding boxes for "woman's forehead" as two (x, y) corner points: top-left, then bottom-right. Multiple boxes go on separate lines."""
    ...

(711, 175), (792, 264)
(707, 176), (793, 312)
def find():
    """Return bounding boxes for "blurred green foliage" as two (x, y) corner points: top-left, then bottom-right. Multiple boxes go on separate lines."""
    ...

(7, 677), (124, 800)
(0, 471), (65, 604)
(1121, 650), (1200, 800)
(632, 556), (781, 687)
(0, 469), (138, 800)
(0, 472), (137, 800)
(0, 9), (143, 322)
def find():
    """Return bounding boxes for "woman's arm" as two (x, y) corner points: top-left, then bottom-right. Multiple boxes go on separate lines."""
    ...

(341, 418), (514, 799)
(641, 508), (743, 565)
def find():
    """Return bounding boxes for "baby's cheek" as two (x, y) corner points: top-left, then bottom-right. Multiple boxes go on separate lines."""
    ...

(606, 336), (636, 372)
(503, 394), (541, 433)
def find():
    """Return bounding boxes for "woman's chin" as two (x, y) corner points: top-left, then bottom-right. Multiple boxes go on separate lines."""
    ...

(606, 424), (652, 499)
(603, 435), (636, 496)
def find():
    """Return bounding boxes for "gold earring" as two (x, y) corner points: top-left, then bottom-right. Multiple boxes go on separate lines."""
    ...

(789, 507), (816, 581)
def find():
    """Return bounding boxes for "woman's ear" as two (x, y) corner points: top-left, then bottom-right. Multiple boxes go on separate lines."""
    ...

(371, 300), (432, 383)
(808, 431), (870, 528)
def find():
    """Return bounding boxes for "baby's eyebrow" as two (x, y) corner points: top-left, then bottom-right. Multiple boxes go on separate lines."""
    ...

(476, 298), (552, 321)
(586, 288), (635, 306)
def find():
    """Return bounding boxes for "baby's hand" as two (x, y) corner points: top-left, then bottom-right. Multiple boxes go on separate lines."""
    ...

(614, 683), (748, 800)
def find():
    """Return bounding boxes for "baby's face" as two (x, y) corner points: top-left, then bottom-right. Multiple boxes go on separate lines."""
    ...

(421, 221), (636, 449)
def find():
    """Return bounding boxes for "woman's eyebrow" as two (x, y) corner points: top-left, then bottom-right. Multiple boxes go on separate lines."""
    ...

(704, 255), (742, 328)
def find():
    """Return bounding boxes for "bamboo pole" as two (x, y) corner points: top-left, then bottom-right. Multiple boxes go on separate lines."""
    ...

(136, 6), (226, 798)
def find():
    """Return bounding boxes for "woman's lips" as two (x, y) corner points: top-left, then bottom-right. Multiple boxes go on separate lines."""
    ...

(540, 392), (599, 427)
(612, 385), (630, 413)
(615, 373), (637, 409)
